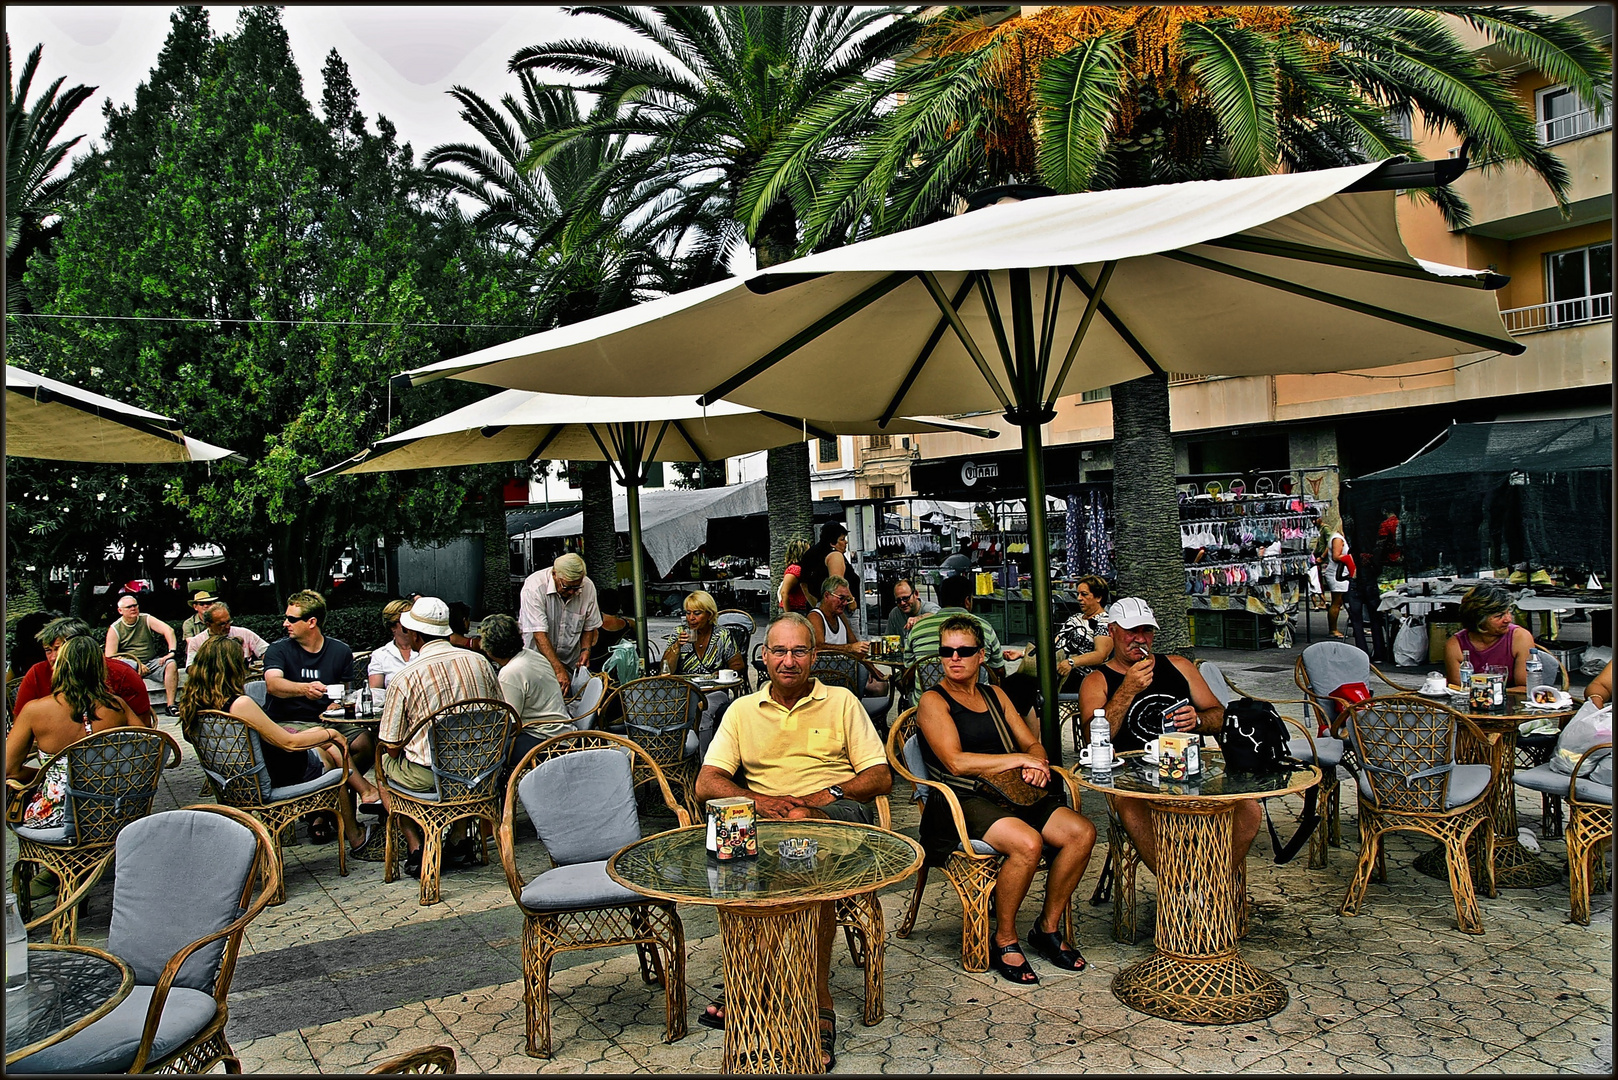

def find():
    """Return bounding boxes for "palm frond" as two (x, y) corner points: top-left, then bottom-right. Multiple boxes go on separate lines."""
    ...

(1180, 20), (1280, 177)
(1034, 31), (1125, 194)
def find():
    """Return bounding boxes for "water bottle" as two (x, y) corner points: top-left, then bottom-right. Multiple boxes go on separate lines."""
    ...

(6, 889), (27, 993)
(1084, 710), (1113, 776)
(1525, 653), (1543, 687)
(1458, 655), (1474, 689)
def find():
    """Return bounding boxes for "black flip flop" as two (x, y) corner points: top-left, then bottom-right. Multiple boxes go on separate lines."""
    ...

(1026, 926), (1087, 971)
(819, 1007), (837, 1071)
(697, 996), (726, 1031)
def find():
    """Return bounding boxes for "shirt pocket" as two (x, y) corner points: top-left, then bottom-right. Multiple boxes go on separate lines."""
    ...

(806, 724), (841, 757)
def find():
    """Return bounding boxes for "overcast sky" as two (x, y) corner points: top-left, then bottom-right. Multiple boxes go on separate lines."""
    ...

(6, 5), (644, 161)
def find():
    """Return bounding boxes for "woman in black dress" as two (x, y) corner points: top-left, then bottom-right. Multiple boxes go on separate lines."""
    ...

(916, 616), (1097, 984)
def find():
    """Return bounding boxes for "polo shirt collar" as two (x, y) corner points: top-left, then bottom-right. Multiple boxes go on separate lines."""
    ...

(761, 678), (827, 714)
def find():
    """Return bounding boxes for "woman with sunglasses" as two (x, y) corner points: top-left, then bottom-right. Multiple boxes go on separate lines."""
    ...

(916, 616), (1096, 985)
(367, 599), (416, 689)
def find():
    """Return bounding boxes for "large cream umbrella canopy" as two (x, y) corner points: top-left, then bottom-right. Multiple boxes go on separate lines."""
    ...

(310, 390), (996, 665)
(399, 161), (1522, 758)
(7, 365), (242, 463)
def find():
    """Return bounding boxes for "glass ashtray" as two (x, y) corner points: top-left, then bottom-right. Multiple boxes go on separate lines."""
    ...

(778, 837), (818, 860)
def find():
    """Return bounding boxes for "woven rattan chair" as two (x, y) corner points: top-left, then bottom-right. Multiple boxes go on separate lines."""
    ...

(1338, 696), (1501, 934)
(1201, 660), (1341, 869)
(810, 651), (894, 737)
(1294, 641), (1416, 747)
(188, 709), (351, 905)
(378, 697), (518, 905)
(716, 610), (756, 690)
(1565, 742), (1613, 925)
(604, 676), (702, 818)
(17, 804), (276, 1073)
(367, 1044), (458, 1073)
(8, 727), (181, 943)
(567, 673), (608, 729)
(885, 708), (1079, 972)
(499, 731), (689, 1059)
(1515, 649), (1572, 832)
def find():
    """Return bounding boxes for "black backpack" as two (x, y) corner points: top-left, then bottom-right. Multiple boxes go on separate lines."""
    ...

(1217, 697), (1320, 865)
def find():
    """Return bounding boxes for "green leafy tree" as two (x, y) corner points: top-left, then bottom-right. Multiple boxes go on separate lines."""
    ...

(753, 4), (1609, 650)
(510, 4), (918, 614)
(18, 7), (524, 608)
(5, 34), (96, 312)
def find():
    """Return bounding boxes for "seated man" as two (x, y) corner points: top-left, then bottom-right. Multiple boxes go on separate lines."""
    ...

(16, 617), (155, 727)
(184, 601), (270, 665)
(104, 593), (178, 715)
(377, 596), (505, 876)
(180, 589), (217, 643)
(694, 612), (892, 1069)
(479, 613), (572, 773)
(1077, 597), (1260, 875)
(901, 556), (1017, 708)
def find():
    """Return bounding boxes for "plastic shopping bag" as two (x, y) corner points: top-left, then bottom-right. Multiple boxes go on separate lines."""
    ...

(1392, 614), (1427, 668)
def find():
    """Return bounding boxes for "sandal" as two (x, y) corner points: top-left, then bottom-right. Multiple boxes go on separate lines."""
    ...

(348, 823), (375, 856)
(1027, 925), (1087, 971)
(990, 939), (1039, 985)
(697, 995), (726, 1031)
(818, 1007), (837, 1071)
(307, 812), (336, 844)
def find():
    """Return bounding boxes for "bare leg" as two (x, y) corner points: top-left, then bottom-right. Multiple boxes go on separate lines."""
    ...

(1328, 591), (1345, 634)
(1117, 799), (1158, 875)
(1232, 799), (1261, 870)
(981, 817), (1042, 957)
(346, 732), (380, 804)
(163, 660), (178, 711)
(816, 900), (836, 1066)
(1034, 808), (1096, 936)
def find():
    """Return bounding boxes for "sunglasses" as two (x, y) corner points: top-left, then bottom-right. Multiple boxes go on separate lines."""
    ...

(283, 614), (311, 624)
(937, 645), (983, 659)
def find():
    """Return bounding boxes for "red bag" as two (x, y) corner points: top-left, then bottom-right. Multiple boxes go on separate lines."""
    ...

(1325, 682), (1371, 736)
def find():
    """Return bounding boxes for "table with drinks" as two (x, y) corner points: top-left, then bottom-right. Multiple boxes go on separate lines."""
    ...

(607, 816), (922, 1074)
(5, 944), (135, 1065)
(1411, 671), (1575, 889)
(1074, 748), (1320, 1025)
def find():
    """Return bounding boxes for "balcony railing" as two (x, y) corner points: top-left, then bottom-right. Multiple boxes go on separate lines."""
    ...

(1540, 107), (1610, 146)
(1499, 292), (1612, 334)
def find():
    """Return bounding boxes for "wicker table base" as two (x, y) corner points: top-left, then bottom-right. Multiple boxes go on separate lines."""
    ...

(1113, 951), (1289, 1025)
(718, 901), (822, 1075)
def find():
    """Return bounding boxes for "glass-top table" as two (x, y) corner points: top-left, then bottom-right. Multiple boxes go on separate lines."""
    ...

(6, 944), (135, 1066)
(1076, 750), (1319, 1025)
(609, 820), (922, 1074)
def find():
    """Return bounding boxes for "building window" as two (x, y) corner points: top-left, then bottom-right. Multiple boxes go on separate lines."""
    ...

(1546, 242), (1612, 327)
(870, 484), (896, 500)
(1081, 387), (1111, 403)
(1536, 84), (1611, 145)
(818, 438), (839, 464)
(1387, 108), (1413, 142)
(867, 434), (891, 450)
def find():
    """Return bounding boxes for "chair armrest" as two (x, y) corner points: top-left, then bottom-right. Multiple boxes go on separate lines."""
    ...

(873, 793), (891, 831)
(1222, 672), (1311, 709)
(23, 852), (116, 933)
(1279, 715), (1319, 761)
(1568, 741), (1612, 805)
(1371, 664), (1419, 693)
(1050, 765), (1084, 809)
(1453, 717), (1504, 784)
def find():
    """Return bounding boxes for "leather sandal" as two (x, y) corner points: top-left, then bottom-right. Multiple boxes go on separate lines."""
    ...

(818, 1007), (837, 1070)
(990, 940), (1039, 985)
(697, 995), (726, 1031)
(1027, 925), (1087, 971)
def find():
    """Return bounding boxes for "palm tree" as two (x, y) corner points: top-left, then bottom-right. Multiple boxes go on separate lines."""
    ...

(509, 4), (919, 614)
(6, 35), (97, 311)
(753, 4), (1609, 650)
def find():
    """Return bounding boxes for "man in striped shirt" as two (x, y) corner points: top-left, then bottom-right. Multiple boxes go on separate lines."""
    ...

(378, 596), (504, 878)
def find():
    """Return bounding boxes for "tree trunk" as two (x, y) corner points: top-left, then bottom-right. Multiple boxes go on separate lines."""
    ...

(766, 444), (813, 618)
(1110, 373), (1188, 653)
(481, 480), (513, 617)
(578, 462), (620, 601)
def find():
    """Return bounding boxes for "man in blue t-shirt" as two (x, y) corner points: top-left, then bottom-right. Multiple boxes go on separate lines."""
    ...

(264, 589), (378, 811)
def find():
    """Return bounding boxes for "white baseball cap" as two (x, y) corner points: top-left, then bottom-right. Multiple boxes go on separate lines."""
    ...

(400, 596), (452, 637)
(1106, 597), (1158, 630)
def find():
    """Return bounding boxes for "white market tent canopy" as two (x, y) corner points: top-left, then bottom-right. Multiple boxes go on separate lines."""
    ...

(517, 479), (769, 578)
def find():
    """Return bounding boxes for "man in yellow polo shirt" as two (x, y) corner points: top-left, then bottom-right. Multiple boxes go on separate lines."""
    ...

(694, 611), (892, 1066)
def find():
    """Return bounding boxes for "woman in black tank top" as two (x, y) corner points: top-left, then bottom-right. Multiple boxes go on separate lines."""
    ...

(913, 616), (1097, 985)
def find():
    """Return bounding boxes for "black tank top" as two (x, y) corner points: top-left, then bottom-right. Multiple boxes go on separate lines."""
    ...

(917, 684), (1013, 794)
(1097, 658), (1195, 752)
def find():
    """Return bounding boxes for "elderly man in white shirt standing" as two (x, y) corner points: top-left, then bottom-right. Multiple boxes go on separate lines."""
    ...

(518, 552), (603, 691)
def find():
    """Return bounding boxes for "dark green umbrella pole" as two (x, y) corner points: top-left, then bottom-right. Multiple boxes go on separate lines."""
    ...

(589, 420), (675, 677)
(623, 479), (650, 672)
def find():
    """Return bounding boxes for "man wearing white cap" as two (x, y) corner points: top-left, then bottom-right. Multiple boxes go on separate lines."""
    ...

(377, 595), (505, 878)
(1077, 597), (1259, 874)
(518, 552), (603, 689)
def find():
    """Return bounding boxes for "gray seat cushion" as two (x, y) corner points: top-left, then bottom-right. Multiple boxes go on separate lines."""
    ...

(519, 860), (642, 912)
(1288, 736), (1345, 770)
(268, 766), (344, 803)
(13, 823), (70, 845)
(1521, 763), (1615, 805)
(109, 810), (257, 991)
(18, 985), (217, 1073)
(1356, 763), (1492, 810)
(684, 729), (699, 759)
(518, 748), (639, 866)
(959, 839), (999, 856)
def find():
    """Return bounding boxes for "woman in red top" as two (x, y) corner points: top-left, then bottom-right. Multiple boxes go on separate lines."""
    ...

(777, 537), (813, 613)
(1445, 584), (1537, 688)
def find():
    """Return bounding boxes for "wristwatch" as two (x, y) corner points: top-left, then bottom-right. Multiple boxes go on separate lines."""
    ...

(827, 785), (845, 800)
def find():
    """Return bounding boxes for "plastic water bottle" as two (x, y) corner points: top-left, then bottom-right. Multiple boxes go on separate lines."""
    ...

(1458, 656), (1474, 689)
(1086, 711), (1113, 777)
(1525, 653), (1543, 686)
(6, 890), (26, 993)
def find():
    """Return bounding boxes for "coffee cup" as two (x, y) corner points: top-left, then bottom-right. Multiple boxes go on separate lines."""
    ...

(326, 683), (344, 703)
(1145, 738), (1160, 759)
(716, 669), (739, 684)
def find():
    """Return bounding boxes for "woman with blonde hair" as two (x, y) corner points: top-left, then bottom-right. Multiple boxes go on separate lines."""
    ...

(777, 537), (814, 613)
(664, 589), (746, 758)
(7, 636), (144, 829)
(179, 635), (373, 854)
(367, 598), (416, 688)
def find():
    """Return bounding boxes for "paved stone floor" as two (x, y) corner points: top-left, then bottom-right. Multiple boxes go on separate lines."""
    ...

(19, 609), (1611, 1073)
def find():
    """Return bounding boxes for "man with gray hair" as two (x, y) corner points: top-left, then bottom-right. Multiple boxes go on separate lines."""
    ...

(518, 552), (603, 689)
(183, 601), (269, 664)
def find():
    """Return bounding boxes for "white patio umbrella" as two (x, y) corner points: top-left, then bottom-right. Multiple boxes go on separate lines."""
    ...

(398, 160), (1523, 757)
(309, 390), (996, 665)
(7, 365), (243, 463)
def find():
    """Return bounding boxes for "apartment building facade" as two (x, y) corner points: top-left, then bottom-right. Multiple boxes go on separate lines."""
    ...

(906, 4), (1611, 513)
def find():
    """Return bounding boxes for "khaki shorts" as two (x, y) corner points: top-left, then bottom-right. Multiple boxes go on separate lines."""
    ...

(381, 753), (436, 793)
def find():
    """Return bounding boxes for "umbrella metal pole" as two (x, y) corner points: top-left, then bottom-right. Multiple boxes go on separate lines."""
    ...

(625, 480), (650, 675)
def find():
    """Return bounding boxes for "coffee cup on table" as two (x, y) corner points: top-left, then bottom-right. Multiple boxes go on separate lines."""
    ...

(326, 683), (344, 704)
